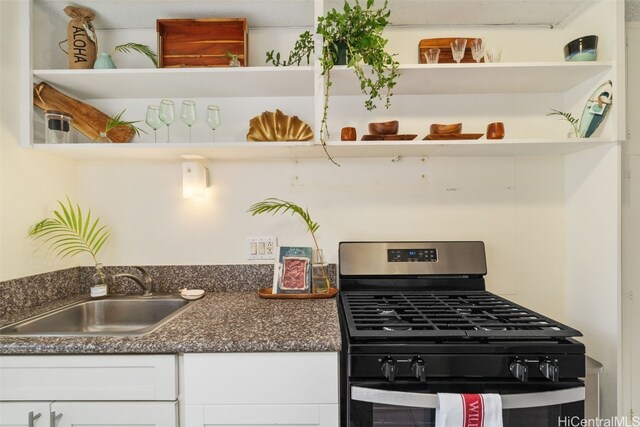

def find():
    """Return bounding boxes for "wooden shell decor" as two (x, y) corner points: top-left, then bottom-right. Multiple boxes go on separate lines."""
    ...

(247, 109), (313, 142)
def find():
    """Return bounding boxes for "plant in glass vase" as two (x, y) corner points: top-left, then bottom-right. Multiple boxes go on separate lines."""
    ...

(265, 0), (399, 166)
(29, 197), (111, 297)
(247, 198), (331, 293)
(546, 109), (581, 138)
(98, 109), (146, 143)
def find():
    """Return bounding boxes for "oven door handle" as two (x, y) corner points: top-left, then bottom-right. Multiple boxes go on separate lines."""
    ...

(351, 386), (585, 410)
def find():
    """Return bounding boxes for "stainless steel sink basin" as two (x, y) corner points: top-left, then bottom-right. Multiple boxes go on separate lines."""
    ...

(0, 295), (192, 336)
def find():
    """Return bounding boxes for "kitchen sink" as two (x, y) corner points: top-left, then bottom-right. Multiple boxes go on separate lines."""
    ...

(0, 295), (192, 336)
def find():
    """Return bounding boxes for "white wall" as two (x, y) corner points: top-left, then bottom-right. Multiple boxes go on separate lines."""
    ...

(0, 0), (77, 281)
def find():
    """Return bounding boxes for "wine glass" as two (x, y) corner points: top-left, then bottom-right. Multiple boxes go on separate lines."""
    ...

(145, 105), (163, 143)
(470, 38), (484, 63)
(206, 105), (221, 141)
(180, 100), (197, 142)
(450, 38), (467, 63)
(159, 99), (175, 143)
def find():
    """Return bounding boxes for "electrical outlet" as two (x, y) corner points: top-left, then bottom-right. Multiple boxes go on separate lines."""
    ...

(247, 237), (277, 260)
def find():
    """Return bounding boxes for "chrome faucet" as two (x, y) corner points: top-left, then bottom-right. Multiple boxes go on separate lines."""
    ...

(112, 266), (154, 296)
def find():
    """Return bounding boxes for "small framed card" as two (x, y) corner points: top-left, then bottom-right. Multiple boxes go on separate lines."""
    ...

(273, 246), (312, 294)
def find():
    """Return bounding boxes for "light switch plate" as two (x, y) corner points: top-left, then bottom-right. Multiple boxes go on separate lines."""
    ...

(247, 237), (277, 260)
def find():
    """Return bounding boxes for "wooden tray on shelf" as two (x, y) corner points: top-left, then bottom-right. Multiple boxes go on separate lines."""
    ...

(361, 134), (417, 141)
(257, 287), (338, 299)
(424, 133), (484, 140)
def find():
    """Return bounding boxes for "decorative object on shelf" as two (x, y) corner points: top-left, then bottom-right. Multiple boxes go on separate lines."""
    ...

(564, 35), (598, 62)
(368, 120), (399, 135)
(470, 38), (485, 63)
(33, 82), (135, 143)
(578, 80), (612, 138)
(430, 123), (462, 135)
(226, 52), (241, 67)
(424, 48), (440, 64)
(362, 134), (417, 141)
(180, 100), (198, 142)
(61, 6), (97, 69)
(246, 109), (313, 142)
(206, 105), (222, 141)
(28, 196), (111, 298)
(257, 287), (338, 299)
(145, 105), (164, 143)
(247, 198), (331, 294)
(486, 122), (505, 139)
(266, 31), (314, 66)
(100, 109), (146, 143)
(419, 38), (480, 64)
(450, 38), (467, 63)
(93, 52), (117, 69)
(546, 109), (580, 138)
(341, 127), (357, 141)
(96, 43), (159, 69)
(157, 19), (248, 67)
(44, 110), (72, 144)
(272, 246), (313, 294)
(159, 99), (176, 142)
(485, 46), (502, 63)
(423, 133), (483, 140)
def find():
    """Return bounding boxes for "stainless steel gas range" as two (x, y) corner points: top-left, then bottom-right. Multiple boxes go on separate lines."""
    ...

(338, 241), (585, 427)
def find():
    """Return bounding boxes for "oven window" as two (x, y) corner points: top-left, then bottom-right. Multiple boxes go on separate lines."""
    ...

(351, 401), (583, 427)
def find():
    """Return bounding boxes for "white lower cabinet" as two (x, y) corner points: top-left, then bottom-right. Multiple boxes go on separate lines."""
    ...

(182, 353), (339, 427)
(0, 355), (178, 427)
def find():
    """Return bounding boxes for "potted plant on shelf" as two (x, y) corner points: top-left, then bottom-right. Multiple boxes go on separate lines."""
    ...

(29, 197), (111, 297)
(546, 109), (580, 138)
(266, 0), (399, 166)
(247, 198), (331, 293)
(98, 109), (146, 143)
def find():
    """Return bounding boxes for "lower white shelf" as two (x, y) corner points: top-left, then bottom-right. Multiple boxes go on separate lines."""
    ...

(29, 138), (615, 161)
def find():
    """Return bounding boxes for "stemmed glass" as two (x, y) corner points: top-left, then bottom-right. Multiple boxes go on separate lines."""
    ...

(470, 39), (484, 63)
(159, 99), (175, 143)
(206, 105), (221, 141)
(450, 38), (467, 63)
(145, 105), (163, 143)
(180, 100), (197, 142)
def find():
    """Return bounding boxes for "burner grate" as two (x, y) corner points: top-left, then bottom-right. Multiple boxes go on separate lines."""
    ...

(342, 291), (582, 339)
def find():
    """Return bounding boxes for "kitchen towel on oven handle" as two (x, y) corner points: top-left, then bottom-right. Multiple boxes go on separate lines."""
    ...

(436, 393), (503, 427)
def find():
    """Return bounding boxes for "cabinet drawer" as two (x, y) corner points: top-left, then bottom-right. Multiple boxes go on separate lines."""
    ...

(183, 353), (338, 405)
(0, 355), (177, 401)
(51, 401), (177, 427)
(184, 404), (339, 426)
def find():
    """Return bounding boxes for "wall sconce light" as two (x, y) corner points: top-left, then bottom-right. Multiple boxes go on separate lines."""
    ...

(182, 161), (209, 198)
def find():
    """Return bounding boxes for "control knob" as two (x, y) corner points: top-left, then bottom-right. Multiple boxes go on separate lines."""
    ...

(539, 359), (560, 382)
(381, 357), (398, 382)
(509, 359), (529, 382)
(411, 357), (427, 382)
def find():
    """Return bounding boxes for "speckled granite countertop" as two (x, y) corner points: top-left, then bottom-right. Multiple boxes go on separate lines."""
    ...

(0, 292), (341, 354)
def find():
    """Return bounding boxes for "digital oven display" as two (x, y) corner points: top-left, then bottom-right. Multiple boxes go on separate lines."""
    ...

(388, 249), (438, 262)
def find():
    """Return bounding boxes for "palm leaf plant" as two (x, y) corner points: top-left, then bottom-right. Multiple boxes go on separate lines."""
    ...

(546, 109), (580, 137)
(247, 198), (331, 292)
(113, 42), (158, 67)
(28, 197), (111, 266)
(99, 109), (146, 143)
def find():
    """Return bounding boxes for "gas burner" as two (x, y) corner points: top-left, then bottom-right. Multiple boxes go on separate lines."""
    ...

(382, 321), (412, 332)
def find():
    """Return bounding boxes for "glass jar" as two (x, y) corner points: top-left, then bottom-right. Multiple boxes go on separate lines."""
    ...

(90, 263), (108, 298)
(312, 249), (330, 294)
(44, 110), (72, 144)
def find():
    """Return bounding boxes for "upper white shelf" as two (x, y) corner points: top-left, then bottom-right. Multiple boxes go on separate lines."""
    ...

(33, 67), (315, 99)
(326, 0), (599, 28)
(331, 62), (612, 96)
(31, 138), (615, 161)
(38, 0), (598, 29)
(36, 0), (315, 29)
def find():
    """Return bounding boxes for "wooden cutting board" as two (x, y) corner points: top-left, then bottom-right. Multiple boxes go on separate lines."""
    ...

(419, 38), (483, 64)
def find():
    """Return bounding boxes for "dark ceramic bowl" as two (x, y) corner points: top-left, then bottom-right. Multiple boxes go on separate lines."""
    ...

(564, 35), (598, 61)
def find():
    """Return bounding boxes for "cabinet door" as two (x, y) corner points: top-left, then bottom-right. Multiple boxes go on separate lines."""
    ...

(50, 402), (177, 427)
(0, 402), (50, 427)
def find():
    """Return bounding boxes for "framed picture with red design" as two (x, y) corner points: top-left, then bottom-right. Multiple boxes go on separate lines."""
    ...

(272, 246), (312, 294)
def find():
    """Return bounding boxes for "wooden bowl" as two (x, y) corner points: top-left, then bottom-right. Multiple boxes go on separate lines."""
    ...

(430, 123), (462, 134)
(368, 120), (399, 135)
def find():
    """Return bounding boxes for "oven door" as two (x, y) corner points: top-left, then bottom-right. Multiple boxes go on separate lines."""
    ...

(348, 381), (584, 427)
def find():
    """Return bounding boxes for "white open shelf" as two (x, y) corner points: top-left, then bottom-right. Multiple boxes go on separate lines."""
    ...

(33, 67), (315, 99)
(331, 62), (612, 96)
(31, 138), (614, 161)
